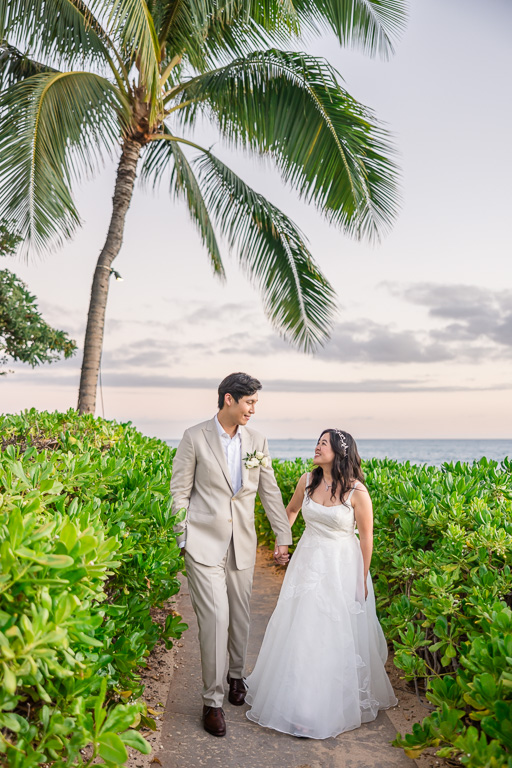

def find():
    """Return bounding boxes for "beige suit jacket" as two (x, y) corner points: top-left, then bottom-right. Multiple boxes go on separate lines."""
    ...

(171, 417), (292, 569)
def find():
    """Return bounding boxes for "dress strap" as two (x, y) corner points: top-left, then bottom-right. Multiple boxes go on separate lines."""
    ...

(346, 481), (360, 503)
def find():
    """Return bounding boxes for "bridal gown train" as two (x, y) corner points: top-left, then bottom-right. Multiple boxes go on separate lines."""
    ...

(245, 482), (397, 739)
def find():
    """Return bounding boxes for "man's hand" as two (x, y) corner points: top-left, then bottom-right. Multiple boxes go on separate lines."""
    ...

(273, 545), (289, 565)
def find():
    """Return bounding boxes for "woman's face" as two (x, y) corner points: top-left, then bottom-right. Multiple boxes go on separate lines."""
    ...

(313, 433), (335, 467)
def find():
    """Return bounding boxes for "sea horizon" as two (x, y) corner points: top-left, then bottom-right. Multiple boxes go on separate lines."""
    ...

(165, 438), (512, 466)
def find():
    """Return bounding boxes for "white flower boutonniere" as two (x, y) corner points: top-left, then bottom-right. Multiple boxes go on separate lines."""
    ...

(244, 450), (271, 469)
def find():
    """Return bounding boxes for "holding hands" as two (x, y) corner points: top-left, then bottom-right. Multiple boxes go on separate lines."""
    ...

(273, 545), (289, 565)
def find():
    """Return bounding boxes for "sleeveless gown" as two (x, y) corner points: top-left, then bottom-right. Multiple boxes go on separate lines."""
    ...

(245, 482), (397, 739)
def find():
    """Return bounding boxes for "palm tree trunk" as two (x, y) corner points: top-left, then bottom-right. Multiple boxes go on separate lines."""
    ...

(77, 138), (142, 415)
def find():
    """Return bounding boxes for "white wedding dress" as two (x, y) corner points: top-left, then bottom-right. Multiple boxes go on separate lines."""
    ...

(245, 481), (397, 739)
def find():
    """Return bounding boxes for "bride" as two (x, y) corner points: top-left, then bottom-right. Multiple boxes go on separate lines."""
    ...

(245, 428), (397, 739)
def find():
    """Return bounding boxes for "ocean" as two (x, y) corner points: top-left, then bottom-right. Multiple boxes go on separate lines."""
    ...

(165, 439), (512, 466)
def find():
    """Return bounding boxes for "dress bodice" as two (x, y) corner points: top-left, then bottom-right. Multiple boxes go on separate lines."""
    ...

(301, 485), (358, 540)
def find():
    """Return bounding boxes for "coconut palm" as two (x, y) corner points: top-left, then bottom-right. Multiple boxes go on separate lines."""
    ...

(0, 0), (405, 414)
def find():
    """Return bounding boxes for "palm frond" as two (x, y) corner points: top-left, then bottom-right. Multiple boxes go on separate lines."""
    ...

(0, 0), (121, 71)
(0, 71), (126, 254)
(141, 131), (224, 277)
(173, 49), (400, 242)
(0, 41), (59, 88)
(196, 152), (336, 352)
(155, 0), (405, 69)
(107, 0), (161, 102)
(292, 0), (407, 58)
(155, 0), (297, 72)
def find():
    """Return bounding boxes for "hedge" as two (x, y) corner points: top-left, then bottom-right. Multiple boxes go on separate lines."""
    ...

(0, 409), (186, 767)
(255, 455), (512, 767)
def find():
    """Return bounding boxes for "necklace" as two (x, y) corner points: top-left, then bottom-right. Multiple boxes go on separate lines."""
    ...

(323, 478), (332, 490)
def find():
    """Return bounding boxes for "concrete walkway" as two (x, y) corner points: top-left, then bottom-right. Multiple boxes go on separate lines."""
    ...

(158, 552), (413, 768)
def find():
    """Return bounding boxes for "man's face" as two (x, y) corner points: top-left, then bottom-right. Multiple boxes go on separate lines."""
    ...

(226, 393), (259, 425)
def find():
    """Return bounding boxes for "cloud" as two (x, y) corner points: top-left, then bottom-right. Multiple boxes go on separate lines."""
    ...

(386, 282), (512, 350)
(10, 370), (511, 394)
(102, 338), (183, 368)
(311, 321), (455, 364)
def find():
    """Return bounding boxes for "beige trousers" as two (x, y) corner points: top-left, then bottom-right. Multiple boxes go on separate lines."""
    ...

(185, 540), (254, 708)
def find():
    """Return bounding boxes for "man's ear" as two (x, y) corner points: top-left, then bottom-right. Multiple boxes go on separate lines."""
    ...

(224, 393), (233, 407)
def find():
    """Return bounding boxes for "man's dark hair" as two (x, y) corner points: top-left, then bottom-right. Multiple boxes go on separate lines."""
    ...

(217, 372), (262, 410)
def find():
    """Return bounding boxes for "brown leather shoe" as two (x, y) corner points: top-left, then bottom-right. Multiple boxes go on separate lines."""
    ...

(202, 705), (226, 737)
(227, 674), (247, 706)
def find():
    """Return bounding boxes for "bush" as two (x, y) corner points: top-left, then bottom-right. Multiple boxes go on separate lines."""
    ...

(0, 409), (186, 767)
(255, 455), (512, 767)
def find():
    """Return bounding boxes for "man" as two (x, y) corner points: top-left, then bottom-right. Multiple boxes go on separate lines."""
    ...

(171, 372), (292, 737)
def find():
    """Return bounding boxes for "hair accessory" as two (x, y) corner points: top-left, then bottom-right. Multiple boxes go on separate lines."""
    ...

(333, 429), (348, 457)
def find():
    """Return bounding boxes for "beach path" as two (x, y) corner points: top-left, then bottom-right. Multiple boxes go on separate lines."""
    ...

(152, 550), (412, 768)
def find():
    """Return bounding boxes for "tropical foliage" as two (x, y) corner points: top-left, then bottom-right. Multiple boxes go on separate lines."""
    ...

(0, 410), (186, 766)
(0, 270), (77, 374)
(0, 0), (406, 413)
(255, 455), (512, 767)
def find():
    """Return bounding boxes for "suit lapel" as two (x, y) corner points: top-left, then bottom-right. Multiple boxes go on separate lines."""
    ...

(238, 426), (252, 495)
(203, 418), (233, 492)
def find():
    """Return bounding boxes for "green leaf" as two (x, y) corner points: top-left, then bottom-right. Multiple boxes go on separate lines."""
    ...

(95, 677), (108, 733)
(195, 152), (336, 352)
(78, 534), (99, 555)
(0, 71), (127, 255)
(120, 729), (151, 754)
(175, 49), (400, 240)
(141, 131), (224, 278)
(16, 549), (74, 568)
(7, 506), (23, 547)
(2, 662), (16, 695)
(60, 521), (78, 551)
(97, 732), (128, 764)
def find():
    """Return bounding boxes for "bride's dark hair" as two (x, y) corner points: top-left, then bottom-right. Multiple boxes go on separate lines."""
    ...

(307, 429), (365, 502)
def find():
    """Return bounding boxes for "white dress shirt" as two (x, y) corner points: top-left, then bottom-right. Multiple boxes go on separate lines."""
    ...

(215, 414), (242, 494)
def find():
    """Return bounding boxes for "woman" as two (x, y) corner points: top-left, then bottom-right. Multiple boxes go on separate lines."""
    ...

(245, 429), (397, 739)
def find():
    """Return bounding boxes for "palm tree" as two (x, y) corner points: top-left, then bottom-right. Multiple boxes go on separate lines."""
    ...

(0, 0), (405, 414)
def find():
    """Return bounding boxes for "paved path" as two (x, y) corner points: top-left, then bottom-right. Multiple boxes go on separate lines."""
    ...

(159, 552), (412, 768)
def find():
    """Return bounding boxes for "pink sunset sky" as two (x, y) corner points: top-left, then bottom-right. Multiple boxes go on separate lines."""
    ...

(2, 0), (511, 441)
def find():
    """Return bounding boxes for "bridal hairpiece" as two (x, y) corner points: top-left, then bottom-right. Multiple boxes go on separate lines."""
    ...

(333, 429), (348, 457)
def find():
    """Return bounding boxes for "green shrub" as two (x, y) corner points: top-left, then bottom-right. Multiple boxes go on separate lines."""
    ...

(256, 455), (512, 767)
(0, 409), (186, 766)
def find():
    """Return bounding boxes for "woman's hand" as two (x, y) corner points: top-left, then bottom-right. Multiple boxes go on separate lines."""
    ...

(273, 545), (289, 565)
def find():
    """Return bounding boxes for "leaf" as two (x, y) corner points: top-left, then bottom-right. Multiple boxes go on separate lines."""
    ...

(15, 549), (74, 568)
(0, 71), (127, 255)
(98, 732), (129, 764)
(120, 729), (152, 754)
(194, 152), (336, 352)
(141, 131), (224, 278)
(60, 521), (78, 551)
(7, 507), (23, 547)
(2, 662), (16, 695)
(404, 747), (424, 759)
(95, 677), (108, 733)
(78, 534), (99, 555)
(175, 49), (400, 240)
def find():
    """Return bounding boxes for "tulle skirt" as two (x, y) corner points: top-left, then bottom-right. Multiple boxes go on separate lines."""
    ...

(245, 530), (397, 739)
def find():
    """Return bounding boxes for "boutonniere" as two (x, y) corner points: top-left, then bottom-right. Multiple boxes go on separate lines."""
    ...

(244, 450), (271, 469)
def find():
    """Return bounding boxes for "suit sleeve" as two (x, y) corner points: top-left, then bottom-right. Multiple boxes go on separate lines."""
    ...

(257, 438), (292, 546)
(170, 429), (196, 547)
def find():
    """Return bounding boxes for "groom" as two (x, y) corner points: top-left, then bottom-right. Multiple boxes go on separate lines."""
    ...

(171, 372), (292, 737)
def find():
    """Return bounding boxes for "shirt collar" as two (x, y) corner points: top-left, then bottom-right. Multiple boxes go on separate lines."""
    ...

(214, 414), (240, 441)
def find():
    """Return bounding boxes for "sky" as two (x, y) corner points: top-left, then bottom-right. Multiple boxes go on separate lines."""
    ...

(2, 0), (512, 440)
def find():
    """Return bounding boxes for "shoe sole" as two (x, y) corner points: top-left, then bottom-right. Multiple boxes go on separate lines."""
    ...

(228, 696), (246, 706)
